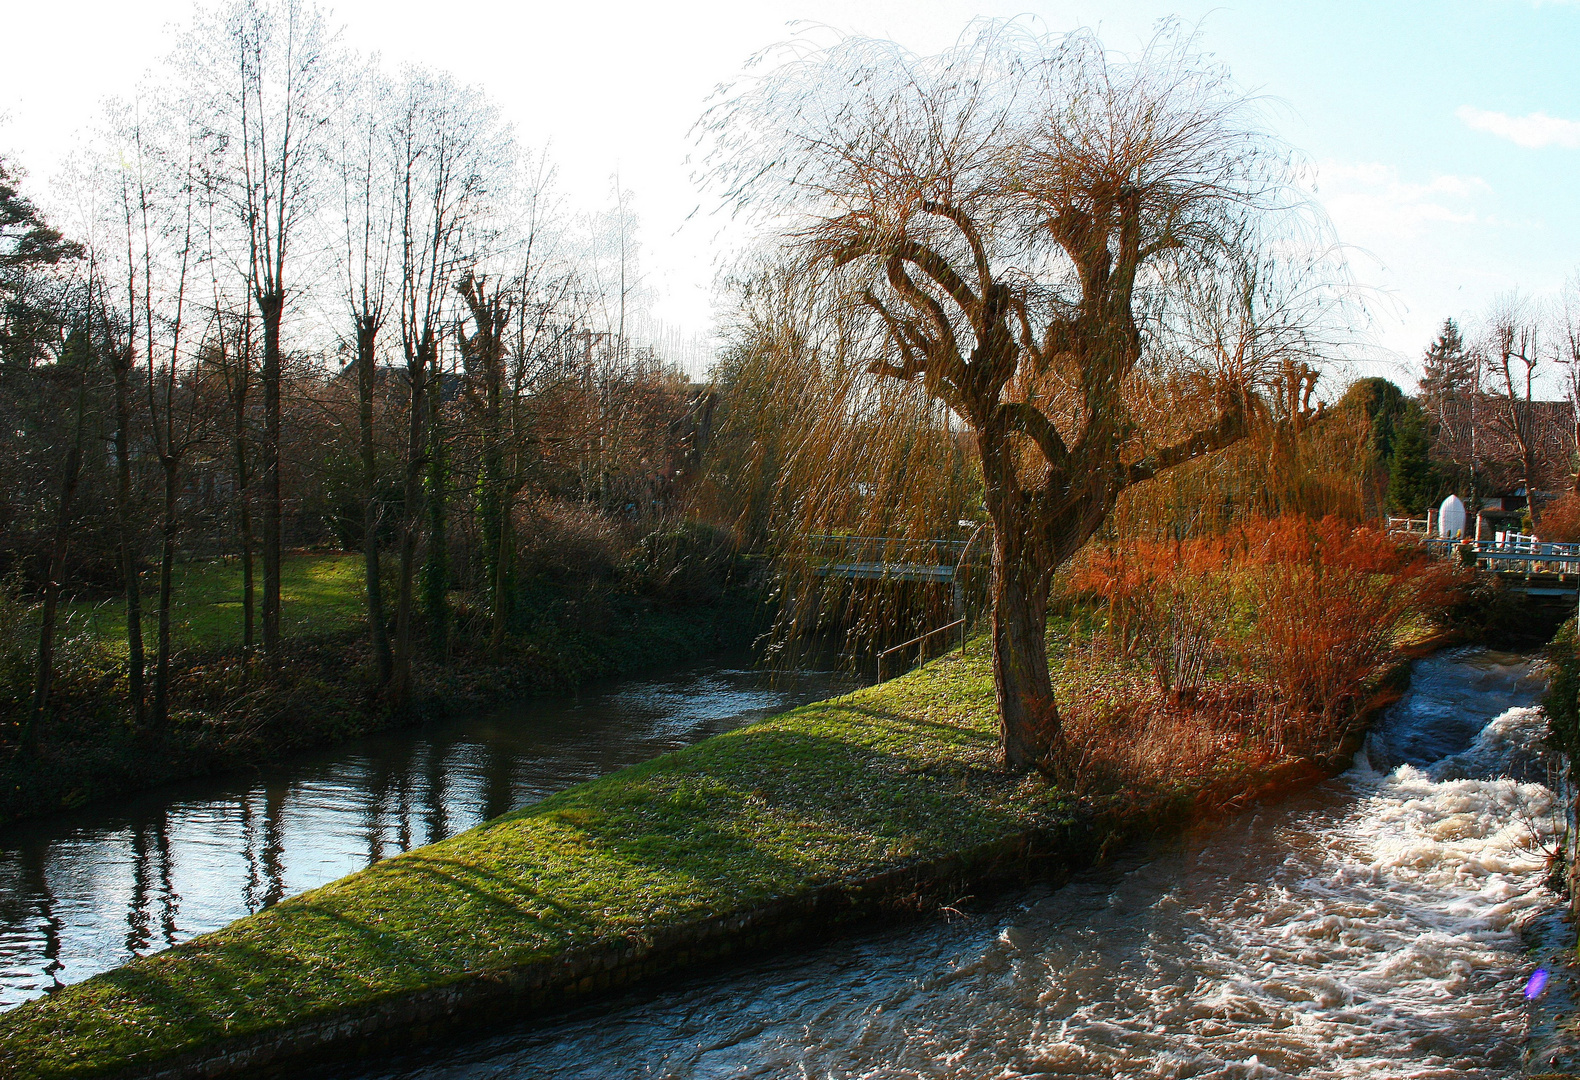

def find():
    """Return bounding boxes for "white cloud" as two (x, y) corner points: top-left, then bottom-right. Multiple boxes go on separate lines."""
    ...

(1314, 161), (1490, 240)
(1456, 105), (1580, 148)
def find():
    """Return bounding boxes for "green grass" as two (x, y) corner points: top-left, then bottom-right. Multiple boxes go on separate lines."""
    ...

(0, 640), (1086, 1080)
(0, 607), (1404, 1080)
(68, 554), (368, 652)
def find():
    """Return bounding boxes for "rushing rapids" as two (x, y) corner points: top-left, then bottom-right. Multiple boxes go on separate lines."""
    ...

(347, 648), (1557, 1080)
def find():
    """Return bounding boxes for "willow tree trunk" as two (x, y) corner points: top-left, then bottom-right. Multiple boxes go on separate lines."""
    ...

(987, 529), (1060, 772)
(259, 291), (284, 670)
(355, 318), (393, 687)
(111, 350), (145, 727)
(974, 397), (1114, 773)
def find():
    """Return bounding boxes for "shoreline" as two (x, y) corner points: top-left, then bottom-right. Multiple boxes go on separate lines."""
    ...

(0, 634), (1425, 1080)
(0, 594), (766, 829)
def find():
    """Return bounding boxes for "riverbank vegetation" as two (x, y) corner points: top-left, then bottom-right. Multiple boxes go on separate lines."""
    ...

(0, 0), (758, 818)
(0, 534), (759, 825)
(1060, 514), (1462, 785)
(0, 529), (1456, 1079)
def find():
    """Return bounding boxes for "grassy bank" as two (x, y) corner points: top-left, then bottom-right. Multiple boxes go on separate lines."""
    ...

(65, 554), (370, 653)
(0, 624), (1404, 1080)
(1, 553), (765, 826)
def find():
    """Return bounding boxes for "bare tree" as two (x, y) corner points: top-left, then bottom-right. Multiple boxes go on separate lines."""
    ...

(208, 289), (257, 656)
(1481, 293), (1543, 526)
(703, 22), (1342, 771)
(1551, 275), (1580, 495)
(122, 97), (213, 726)
(458, 155), (578, 659)
(26, 307), (91, 750)
(458, 272), (512, 657)
(330, 59), (396, 686)
(189, 0), (337, 670)
(100, 134), (153, 728)
(388, 68), (509, 702)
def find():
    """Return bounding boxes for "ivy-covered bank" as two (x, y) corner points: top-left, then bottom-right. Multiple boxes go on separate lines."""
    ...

(0, 628), (1413, 1080)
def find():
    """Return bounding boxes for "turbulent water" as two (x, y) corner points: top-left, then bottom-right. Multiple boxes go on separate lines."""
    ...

(346, 648), (1557, 1080)
(0, 660), (862, 1010)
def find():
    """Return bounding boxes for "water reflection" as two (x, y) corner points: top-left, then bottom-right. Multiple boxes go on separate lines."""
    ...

(0, 659), (860, 1009)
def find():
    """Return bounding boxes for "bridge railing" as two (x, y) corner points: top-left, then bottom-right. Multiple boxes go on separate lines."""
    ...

(800, 534), (990, 583)
(1422, 536), (1580, 572)
(803, 534), (975, 565)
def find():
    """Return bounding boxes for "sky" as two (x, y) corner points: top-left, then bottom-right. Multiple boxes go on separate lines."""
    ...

(2, 0), (1576, 388)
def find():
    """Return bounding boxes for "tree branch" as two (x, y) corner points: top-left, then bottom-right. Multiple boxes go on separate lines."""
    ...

(993, 400), (1070, 469)
(891, 236), (979, 315)
(921, 199), (991, 300)
(1122, 405), (1247, 488)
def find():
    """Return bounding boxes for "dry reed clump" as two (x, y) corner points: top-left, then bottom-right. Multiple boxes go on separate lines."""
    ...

(516, 499), (628, 584)
(1060, 514), (1463, 792)
(1055, 676), (1275, 797)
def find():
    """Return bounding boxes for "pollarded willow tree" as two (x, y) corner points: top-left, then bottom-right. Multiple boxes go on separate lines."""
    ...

(702, 22), (1351, 771)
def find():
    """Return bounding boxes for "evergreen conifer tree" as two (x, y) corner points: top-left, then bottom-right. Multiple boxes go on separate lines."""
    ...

(1418, 318), (1474, 407)
(1386, 401), (1442, 514)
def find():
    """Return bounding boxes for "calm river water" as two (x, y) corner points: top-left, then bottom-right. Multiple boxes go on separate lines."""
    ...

(340, 648), (1557, 1080)
(0, 658), (863, 1010)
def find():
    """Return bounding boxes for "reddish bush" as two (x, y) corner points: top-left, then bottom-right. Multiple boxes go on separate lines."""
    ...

(1069, 515), (1464, 757)
(1538, 492), (1580, 544)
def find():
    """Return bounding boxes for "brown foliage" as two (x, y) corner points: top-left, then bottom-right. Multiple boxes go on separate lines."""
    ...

(1537, 492), (1580, 543)
(1067, 514), (1462, 774)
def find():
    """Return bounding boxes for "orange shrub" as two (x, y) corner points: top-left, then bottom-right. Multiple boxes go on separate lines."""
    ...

(1069, 514), (1463, 755)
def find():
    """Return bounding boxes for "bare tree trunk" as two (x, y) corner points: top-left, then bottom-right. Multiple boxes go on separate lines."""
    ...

(390, 337), (429, 706)
(422, 376), (449, 661)
(484, 366), (509, 658)
(356, 316), (393, 686)
(111, 348), (146, 727)
(231, 370), (255, 657)
(152, 463), (179, 726)
(1526, 442), (1541, 530)
(459, 275), (511, 659)
(25, 375), (88, 751)
(259, 291), (284, 670)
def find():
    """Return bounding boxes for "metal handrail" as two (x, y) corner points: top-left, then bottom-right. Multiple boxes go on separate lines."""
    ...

(877, 617), (966, 681)
(804, 535), (978, 559)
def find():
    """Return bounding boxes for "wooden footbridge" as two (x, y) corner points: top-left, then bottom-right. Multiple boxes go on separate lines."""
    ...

(807, 535), (977, 584)
(1420, 534), (1580, 599)
(807, 533), (989, 679)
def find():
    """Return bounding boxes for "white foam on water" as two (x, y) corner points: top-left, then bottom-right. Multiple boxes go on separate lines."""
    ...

(1025, 704), (1558, 1079)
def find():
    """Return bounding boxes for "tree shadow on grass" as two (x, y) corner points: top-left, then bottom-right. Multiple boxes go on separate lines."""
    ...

(832, 702), (1001, 746)
(8, 724), (1039, 1071)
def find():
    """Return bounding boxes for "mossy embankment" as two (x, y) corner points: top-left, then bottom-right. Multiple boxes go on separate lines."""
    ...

(1, 552), (765, 827)
(0, 627), (1412, 1080)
